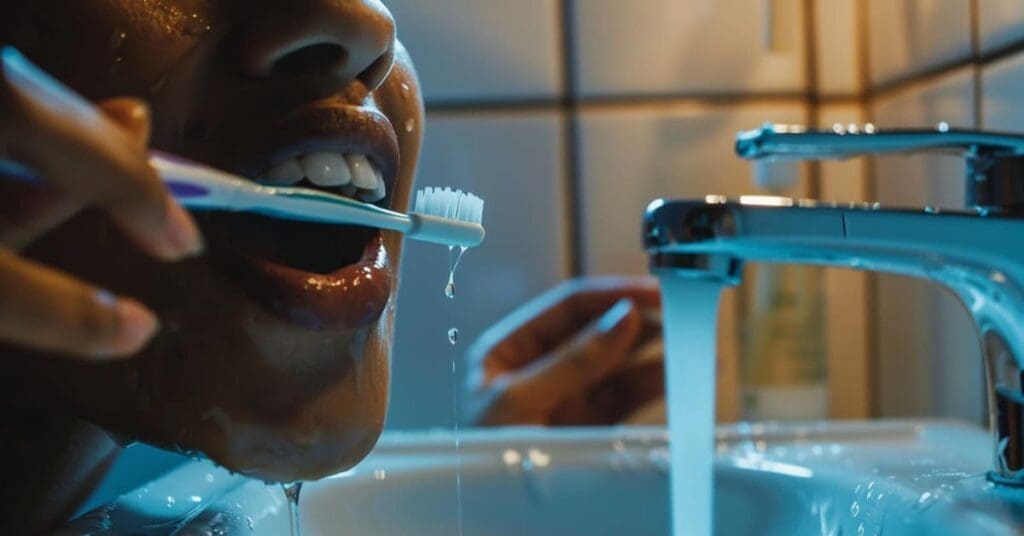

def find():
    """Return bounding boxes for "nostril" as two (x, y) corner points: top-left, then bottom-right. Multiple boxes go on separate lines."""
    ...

(357, 50), (395, 91)
(271, 43), (347, 77)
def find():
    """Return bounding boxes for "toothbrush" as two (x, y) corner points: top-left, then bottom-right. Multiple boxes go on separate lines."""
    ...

(152, 152), (485, 248)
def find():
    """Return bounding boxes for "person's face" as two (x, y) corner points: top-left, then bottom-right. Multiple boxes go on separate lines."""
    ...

(0, 0), (424, 481)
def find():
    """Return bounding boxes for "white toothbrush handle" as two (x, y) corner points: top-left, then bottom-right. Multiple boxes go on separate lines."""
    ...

(152, 153), (485, 248)
(151, 153), (261, 210)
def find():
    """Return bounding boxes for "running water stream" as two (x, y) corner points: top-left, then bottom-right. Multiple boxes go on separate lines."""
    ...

(657, 276), (725, 536)
(447, 245), (467, 536)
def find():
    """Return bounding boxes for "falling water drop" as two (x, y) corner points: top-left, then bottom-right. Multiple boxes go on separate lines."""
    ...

(448, 328), (459, 345)
(445, 281), (456, 299)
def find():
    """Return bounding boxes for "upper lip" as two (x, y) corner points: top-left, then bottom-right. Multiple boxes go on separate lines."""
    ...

(230, 104), (401, 208)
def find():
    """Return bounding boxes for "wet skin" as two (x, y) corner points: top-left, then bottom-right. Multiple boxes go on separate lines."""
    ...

(0, 0), (423, 524)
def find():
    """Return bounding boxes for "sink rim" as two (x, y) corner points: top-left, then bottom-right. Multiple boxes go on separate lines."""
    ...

(64, 419), (1007, 535)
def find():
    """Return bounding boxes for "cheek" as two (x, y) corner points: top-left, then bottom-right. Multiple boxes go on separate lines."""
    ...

(3, 0), (212, 98)
(375, 63), (424, 212)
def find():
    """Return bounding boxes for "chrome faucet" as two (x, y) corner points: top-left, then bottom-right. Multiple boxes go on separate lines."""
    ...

(644, 123), (1024, 486)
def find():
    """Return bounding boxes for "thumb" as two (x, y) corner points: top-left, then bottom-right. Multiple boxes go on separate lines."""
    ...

(515, 298), (642, 401)
(97, 97), (152, 147)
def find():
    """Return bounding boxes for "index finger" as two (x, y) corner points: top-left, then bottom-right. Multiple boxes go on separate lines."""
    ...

(0, 47), (201, 260)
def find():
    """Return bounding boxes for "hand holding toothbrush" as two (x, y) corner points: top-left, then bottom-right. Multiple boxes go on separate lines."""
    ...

(0, 47), (203, 359)
(465, 277), (665, 426)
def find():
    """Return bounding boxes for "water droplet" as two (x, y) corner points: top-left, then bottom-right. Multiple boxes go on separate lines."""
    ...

(166, 496), (176, 507)
(448, 328), (459, 345)
(445, 282), (456, 299)
(849, 501), (860, 517)
(857, 523), (866, 536)
(405, 118), (415, 133)
(206, 473), (215, 483)
(400, 82), (411, 97)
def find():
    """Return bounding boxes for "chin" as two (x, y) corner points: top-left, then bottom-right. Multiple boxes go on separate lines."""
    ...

(14, 214), (402, 482)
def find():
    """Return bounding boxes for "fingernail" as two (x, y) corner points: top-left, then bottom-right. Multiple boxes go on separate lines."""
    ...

(108, 297), (159, 357)
(597, 298), (635, 334)
(163, 196), (204, 258)
(89, 291), (159, 359)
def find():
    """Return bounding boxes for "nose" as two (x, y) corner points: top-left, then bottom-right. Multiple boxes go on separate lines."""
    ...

(238, 0), (396, 90)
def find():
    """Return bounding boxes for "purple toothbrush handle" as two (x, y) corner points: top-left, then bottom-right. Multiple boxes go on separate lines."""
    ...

(165, 180), (210, 198)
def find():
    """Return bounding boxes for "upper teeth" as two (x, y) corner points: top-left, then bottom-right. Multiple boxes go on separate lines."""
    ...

(261, 152), (386, 202)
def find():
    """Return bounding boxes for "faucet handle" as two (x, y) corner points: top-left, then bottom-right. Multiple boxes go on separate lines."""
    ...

(736, 122), (1024, 160)
(736, 122), (1024, 213)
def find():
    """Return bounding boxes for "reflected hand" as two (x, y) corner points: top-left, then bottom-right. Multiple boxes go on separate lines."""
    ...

(466, 277), (664, 426)
(0, 48), (202, 359)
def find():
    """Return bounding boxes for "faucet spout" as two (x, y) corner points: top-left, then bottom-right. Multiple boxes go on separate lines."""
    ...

(645, 196), (1024, 485)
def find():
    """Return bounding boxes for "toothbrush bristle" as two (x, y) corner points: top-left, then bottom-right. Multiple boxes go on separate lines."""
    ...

(413, 187), (484, 225)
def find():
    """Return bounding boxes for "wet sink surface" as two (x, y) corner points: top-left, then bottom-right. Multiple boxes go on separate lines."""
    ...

(65, 420), (1024, 535)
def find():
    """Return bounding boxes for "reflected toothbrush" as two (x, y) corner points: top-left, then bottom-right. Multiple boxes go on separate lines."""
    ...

(152, 152), (485, 248)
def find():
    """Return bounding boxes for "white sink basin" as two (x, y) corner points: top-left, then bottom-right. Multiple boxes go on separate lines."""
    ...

(63, 420), (1024, 535)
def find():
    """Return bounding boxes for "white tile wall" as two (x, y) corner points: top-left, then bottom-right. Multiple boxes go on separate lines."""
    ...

(871, 68), (985, 422)
(572, 0), (807, 97)
(386, 0), (563, 102)
(818, 104), (872, 419)
(978, 1), (1024, 55)
(814, 0), (862, 96)
(387, 112), (570, 429)
(983, 50), (1024, 131)
(867, 0), (972, 87)
(577, 102), (808, 275)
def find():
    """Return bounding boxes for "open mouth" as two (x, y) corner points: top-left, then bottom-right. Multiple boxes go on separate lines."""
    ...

(207, 214), (375, 274)
(201, 105), (401, 330)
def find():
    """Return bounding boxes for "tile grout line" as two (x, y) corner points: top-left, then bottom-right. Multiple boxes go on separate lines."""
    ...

(803, 0), (821, 200)
(868, 37), (1024, 102)
(558, 0), (584, 278)
(422, 19), (1024, 123)
(425, 92), (823, 114)
(856, 0), (881, 420)
(970, 0), (984, 131)
(970, 0), (988, 426)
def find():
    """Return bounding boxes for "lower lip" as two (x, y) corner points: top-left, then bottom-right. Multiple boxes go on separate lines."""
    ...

(214, 233), (392, 331)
